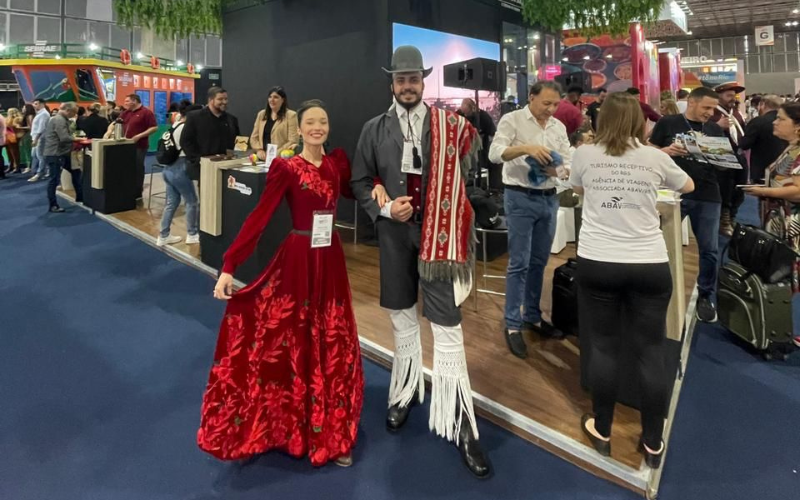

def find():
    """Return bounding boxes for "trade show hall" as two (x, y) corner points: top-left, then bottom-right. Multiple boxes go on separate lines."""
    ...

(1, 1), (799, 500)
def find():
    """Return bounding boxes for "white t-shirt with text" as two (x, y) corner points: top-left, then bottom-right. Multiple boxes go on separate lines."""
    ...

(570, 142), (689, 264)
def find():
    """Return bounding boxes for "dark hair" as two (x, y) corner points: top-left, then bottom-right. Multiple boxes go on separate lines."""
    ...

(108, 100), (117, 108)
(125, 93), (141, 104)
(207, 86), (227, 101)
(567, 86), (584, 95)
(677, 89), (689, 99)
(77, 106), (86, 116)
(529, 81), (562, 96)
(781, 103), (800, 125)
(168, 102), (179, 113)
(265, 86), (288, 121)
(626, 87), (640, 96)
(179, 99), (192, 109)
(180, 103), (202, 117)
(297, 99), (327, 123)
(33, 98), (45, 106)
(688, 87), (719, 101)
(23, 103), (36, 120)
(569, 127), (591, 147)
(109, 110), (122, 122)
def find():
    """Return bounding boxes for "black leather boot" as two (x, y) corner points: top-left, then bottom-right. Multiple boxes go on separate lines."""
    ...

(456, 416), (491, 478)
(386, 391), (419, 432)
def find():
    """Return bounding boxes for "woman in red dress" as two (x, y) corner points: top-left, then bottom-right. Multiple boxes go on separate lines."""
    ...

(198, 100), (364, 467)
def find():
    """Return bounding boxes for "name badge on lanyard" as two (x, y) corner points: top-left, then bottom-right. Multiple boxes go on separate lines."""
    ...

(311, 210), (334, 248)
(401, 140), (422, 175)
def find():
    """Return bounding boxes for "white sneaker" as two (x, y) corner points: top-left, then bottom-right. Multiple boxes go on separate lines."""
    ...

(22, 168), (30, 174)
(28, 174), (40, 182)
(156, 235), (183, 247)
(185, 233), (200, 244)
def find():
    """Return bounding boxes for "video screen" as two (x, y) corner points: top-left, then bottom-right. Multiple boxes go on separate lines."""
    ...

(392, 23), (500, 117)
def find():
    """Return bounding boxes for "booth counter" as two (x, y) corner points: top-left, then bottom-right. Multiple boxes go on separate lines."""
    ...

(82, 139), (138, 214)
(199, 156), (291, 283)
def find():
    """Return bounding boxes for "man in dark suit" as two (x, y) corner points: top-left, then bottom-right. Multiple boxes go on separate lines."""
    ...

(740, 94), (788, 183)
(350, 46), (490, 478)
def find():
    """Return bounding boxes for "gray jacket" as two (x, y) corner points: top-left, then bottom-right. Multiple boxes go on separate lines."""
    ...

(43, 114), (73, 157)
(350, 107), (432, 222)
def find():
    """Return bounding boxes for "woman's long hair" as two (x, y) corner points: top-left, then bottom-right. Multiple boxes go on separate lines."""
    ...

(594, 92), (646, 157)
(660, 99), (680, 116)
(265, 86), (288, 122)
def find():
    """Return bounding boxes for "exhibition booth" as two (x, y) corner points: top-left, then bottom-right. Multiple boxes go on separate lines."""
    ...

(51, 0), (701, 497)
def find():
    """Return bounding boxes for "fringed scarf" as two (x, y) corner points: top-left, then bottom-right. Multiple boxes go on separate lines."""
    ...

(418, 107), (479, 285)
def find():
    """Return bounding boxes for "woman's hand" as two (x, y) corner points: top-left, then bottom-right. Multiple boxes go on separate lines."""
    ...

(371, 184), (390, 208)
(741, 185), (770, 198)
(213, 273), (234, 300)
(256, 149), (266, 161)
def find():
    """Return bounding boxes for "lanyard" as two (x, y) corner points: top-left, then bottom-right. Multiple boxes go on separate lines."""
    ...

(681, 114), (705, 136)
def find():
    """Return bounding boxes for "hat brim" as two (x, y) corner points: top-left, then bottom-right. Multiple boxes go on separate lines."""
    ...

(716, 85), (745, 94)
(382, 67), (433, 78)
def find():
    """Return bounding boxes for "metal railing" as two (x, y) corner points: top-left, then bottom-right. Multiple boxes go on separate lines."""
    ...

(0, 43), (196, 73)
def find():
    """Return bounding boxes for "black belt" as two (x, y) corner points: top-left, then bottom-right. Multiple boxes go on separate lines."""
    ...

(504, 184), (557, 196)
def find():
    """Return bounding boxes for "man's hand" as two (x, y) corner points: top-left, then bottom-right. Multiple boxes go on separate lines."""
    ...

(390, 195), (414, 222)
(717, 116), (730, 130)
(256, 149), (266, 161)
(662, 143), (688, 157)
(525, 145), (553, 165)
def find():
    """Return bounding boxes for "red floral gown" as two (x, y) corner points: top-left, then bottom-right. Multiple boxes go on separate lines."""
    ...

(197, 149), (364, 466)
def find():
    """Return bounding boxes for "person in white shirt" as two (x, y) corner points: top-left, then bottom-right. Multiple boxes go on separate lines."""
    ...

(488, 81), (572, 358)
(676, 89), (689, 114)
(570, 92), (694, 469)
(27, 99), (52, 182)
(157, 102), (203, 247)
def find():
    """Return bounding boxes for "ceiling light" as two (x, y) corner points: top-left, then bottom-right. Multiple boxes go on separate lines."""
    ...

(533, 34), (540, 40)
(176, 59), (184, 65)
(517, 46), (523, 49)
(794, 8), (799, 14)
(686, 31), (693, 35)
(196, 65), (204, 71)
(0, 43), (5, 51)
(88, 43), (98, 51)
(55, 55), (61, 60)
(795, 21), (800, 26)
(606, 54), (613, 58)
(583, 55), (591, 60)
(136, 52), (145, 59)
(562, 57), (569, 62)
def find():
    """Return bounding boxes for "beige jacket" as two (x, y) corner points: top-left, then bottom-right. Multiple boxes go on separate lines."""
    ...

(249, 108), (299, 151)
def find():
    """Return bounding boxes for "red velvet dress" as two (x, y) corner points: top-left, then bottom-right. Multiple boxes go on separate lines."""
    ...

(197, 149), (364, 466)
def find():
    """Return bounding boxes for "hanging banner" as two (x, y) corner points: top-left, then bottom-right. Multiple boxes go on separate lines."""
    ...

(755, 25), (775, 46)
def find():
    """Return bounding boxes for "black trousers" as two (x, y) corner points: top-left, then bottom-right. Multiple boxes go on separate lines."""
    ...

(376, 218), (461, 327)
(577, 257), (672, 448)
(717, 166), (747, 218)
(135, 147), (147, 197)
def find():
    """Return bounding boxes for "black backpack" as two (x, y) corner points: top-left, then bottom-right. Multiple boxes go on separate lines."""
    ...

(156, 123), (184, 165)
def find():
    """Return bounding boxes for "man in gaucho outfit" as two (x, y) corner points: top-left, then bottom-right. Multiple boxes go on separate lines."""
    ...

(351, 46), (491, 478)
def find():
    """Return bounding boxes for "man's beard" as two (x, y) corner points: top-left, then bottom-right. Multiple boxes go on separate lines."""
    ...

(394, 90), (422, 110)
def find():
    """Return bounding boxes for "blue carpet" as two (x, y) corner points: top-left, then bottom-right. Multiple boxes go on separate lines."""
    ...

(0, 177), (797, 499)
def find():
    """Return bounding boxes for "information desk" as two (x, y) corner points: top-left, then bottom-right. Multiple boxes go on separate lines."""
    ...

(580, 196), (686, 411)
(82, 139), (137, 214)
(199, 157), (291, 284)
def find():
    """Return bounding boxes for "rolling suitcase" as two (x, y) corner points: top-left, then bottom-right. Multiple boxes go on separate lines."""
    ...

(551, 258), (579, 336)
(718, 262), (795, 360)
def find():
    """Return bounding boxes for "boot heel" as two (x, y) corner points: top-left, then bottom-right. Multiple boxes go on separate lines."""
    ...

(638, 438), (664, 469)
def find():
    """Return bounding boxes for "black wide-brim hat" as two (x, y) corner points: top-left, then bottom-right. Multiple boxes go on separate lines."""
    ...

(714, 81), (745, 94)
(382, 45), (433, 78)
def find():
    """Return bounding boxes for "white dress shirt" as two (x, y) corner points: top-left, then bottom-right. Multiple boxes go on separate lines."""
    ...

(31, 108), (51, 141)
(380, 99), (428, 219)
(488, 106), (571, 190)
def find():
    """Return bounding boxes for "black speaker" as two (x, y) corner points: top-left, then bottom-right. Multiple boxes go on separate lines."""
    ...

(443, 58), (504, 92)
(555, 69), (591, 93)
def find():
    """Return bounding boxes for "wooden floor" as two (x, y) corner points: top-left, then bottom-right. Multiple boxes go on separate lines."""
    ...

(63, 172), (699, 490)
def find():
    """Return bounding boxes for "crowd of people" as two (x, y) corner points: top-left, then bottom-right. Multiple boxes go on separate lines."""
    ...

(4, 43), (799, 478)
